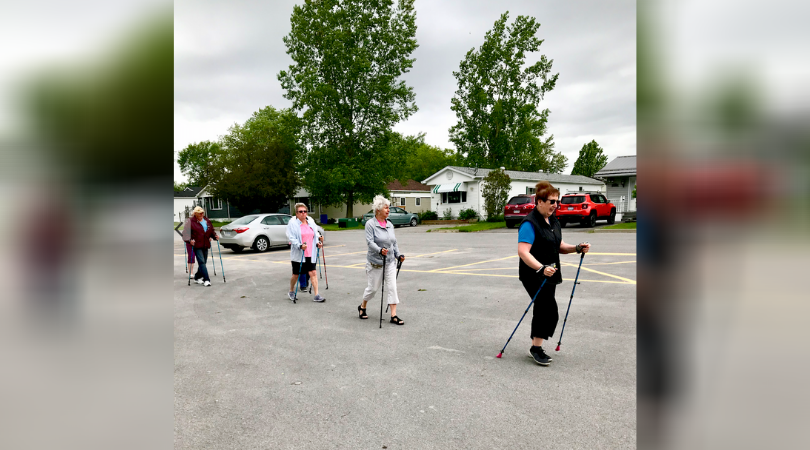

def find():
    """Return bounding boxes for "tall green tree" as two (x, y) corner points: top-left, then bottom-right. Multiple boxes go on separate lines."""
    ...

(209, 106), (303, 214)
(389, 133), (457, 183)
(570, 140), (608, 178)
(449, 12), (566, 173)
(278, 0), (418, 217)
(482, 168), (512, 218)
(177, 141), (222, 187)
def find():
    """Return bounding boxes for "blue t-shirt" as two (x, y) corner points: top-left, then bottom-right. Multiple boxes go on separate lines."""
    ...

(201, 220), (208, 232)
(518, 221), (535, 244)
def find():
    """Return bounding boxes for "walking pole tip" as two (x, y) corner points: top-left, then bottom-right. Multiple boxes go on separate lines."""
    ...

(555, 344), (561, 352)
(496, 353), (502, 358)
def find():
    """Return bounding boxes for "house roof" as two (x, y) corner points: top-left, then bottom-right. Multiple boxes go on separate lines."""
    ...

(422, 166), (603, 185)
(387, 179), (431, 192)
(594, 156), (636, 178)
(174, 186), (205, 198)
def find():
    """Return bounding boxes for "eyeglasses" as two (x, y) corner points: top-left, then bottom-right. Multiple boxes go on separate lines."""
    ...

(542, 199), (560, 205)
(297, 210), (308, 214)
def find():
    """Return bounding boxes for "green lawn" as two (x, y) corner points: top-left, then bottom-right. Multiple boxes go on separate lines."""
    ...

(320, 223), (364, 232)
(601, 222), (636, 230)
(427, 221), (507, 232)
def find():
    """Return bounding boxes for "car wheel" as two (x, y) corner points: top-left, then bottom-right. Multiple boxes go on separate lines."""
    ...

(607, 209), (616, 224)
(410, 217), (418, 227)
(506, 221), (515, 229)
(559, 220), (566, 228)
(253, 236), (269, 253)
(583, 212), (596, 228)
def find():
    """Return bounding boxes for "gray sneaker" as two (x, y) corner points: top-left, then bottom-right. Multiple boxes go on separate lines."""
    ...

(313, 294), (326, 302)
(529, 346), (552, 366)
(287, 291), (295, 301)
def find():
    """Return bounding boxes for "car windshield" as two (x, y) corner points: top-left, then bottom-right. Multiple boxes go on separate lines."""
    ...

(508, 196), (532, 205)
(230, 214), (260, 225)
(561, 196), (585, 204)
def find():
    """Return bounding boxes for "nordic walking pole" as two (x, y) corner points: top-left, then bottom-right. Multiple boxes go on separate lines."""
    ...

(556, 252), (586, 351)
(211, 238), (216, 277)
(321, 245), (329, 290)
(175, 221), (186, 273)
(311, 245), (321, 294)
(187, 245), (193, 286)
(292, 250), (305, 303)
(216, 239), (226, 283)
(379, 249), (387, 328)
(386, 256), (405, 313)
(496, 263), (556, 358)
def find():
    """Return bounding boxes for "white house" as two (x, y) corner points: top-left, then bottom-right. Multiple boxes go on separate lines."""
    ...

(174, 185), (205, 221)
(594, 155), (636, 213)
(422, 166), (606, 219)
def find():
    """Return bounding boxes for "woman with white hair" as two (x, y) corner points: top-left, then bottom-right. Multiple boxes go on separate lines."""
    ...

(285, 203), (325, 302)
(358, 195), (406, 325)
(182, 206), (219, 287)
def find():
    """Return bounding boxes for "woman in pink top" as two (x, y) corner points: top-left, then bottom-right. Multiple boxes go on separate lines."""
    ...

(285, 203), (325, 302)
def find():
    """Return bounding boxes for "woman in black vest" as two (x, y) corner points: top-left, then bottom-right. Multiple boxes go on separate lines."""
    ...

(518, 180), (590, 366)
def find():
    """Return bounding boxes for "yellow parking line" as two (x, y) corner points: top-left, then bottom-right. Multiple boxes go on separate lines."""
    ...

(410, 249), (459, 258)
(585, 252), (636, 256)
(583, 261), (636, 266)
(432, 255), (518, 272)
(561, 262), (636, 284)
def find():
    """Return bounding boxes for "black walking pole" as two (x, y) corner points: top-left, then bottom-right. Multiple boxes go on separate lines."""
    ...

(310, 245), (320, 294)
(216, 239), (226, 283)
(175, 222), (186, 273)
(188, 245), (193, 286)
(379, 249), (387, 328)
(496, 263), (556, 358)
(386, 256), (405, 313)
(556, 252), (586, 351)
(321, 245), (329, 290)
(292, 251), (305, 303)
(211, 238), (216, 277)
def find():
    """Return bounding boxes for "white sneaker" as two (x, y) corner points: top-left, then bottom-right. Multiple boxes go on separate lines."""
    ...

(204, 281), (211, 287)
(195, 278), (204, 285)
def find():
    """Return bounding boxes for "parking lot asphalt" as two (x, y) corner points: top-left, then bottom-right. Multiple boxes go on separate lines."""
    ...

(175, 224), (636, 449)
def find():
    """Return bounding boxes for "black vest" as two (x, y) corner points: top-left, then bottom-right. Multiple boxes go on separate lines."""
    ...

(518, 209), (563, 285)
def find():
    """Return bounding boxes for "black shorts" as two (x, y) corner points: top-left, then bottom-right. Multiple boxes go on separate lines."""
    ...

(291, 257), (315, 274)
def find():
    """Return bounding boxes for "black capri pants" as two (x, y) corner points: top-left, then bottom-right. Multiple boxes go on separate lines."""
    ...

(521, 277), (558, 340)
(291, 257), (315, 274)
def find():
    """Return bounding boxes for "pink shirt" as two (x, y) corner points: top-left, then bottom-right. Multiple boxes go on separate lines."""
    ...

(300, 222), (315, 258)
(377, 218), (387, 228)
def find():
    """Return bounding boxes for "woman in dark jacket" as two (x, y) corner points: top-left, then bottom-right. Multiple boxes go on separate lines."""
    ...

(183, 206), (219, 286)
(517, 181), (590, 365)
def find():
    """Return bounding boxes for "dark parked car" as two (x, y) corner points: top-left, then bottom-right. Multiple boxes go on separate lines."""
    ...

(504, 194), (535, 228)
(361, 206), (419, 227)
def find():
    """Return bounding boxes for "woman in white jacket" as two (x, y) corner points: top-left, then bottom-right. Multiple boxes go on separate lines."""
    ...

(285, 203), (324, 302)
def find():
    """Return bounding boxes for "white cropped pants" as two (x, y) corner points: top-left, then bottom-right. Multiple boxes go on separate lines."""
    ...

(362, 261), (399, 305)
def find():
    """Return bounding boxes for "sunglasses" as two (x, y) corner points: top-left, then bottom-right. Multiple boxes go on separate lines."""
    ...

(542, 199), (560, 205)
(297, 210), (308, 213)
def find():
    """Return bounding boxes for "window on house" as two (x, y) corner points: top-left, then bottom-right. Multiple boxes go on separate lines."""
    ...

(448, 192), (466, 203)
(442, 193), (447, 203)
(210, 197), (223, 210)
(579, 186), (583, 191)
(526, 187), (535, 195)
(400, 197), (406, 206)
(415, 197), (421, 206)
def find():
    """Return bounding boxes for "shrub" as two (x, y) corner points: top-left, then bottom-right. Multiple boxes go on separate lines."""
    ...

(418, 210), (438, 221)
(442, 208), (453, 220)
(486, 214), (505, 223)
(458, 208), (479, 220)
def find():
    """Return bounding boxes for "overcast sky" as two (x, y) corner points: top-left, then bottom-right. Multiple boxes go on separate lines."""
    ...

(174, 0), (636, 182)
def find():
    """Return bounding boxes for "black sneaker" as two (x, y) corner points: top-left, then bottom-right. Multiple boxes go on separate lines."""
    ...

(529, 346), (552, 366)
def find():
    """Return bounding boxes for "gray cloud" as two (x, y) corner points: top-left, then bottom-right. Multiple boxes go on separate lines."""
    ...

(175, 0), (635, 179)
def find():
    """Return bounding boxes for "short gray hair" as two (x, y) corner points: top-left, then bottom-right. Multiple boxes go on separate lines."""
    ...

(294, 203), (308, 213)
(372, 195), (390, 213)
